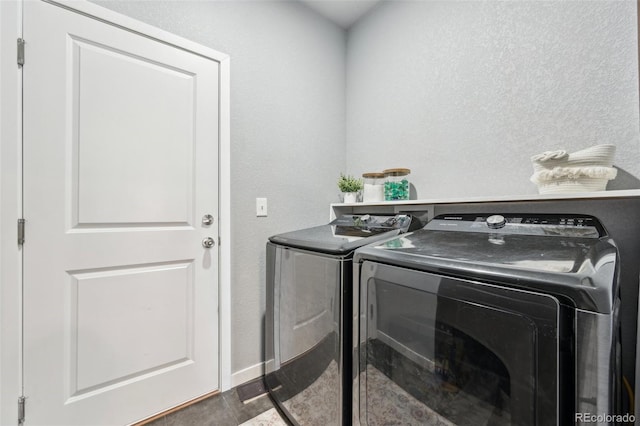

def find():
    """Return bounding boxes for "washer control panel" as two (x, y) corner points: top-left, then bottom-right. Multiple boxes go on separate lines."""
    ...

(330, 214), (419, 237)
(425, 214), (605, 238)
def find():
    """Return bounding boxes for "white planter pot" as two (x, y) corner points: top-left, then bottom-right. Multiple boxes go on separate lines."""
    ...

(342, 192), (358, 203)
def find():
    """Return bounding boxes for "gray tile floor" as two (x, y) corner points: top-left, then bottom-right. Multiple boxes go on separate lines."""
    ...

(145, 387), (282, 426)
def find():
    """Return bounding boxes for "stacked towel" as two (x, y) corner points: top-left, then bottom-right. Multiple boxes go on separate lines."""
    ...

(530, 144), (617, 194)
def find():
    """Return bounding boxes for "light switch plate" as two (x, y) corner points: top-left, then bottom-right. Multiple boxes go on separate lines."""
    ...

(256, 198), (268, 217)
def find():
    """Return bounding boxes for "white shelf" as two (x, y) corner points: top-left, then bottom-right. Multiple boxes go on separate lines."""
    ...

(333, 189), (640, 207)
(330, 189), (640, 219)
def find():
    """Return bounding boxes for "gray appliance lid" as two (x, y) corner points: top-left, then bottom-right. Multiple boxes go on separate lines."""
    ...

(355, 214), (618, 313)
(269, 214), (415, 255)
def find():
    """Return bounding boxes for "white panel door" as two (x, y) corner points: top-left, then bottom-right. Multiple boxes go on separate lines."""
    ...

(22, 1), (220, 424)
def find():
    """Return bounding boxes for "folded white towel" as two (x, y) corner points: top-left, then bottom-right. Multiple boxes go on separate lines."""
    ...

(530, 166), (618, 184)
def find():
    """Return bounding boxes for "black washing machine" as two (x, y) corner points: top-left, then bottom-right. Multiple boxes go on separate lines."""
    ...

(265, 214), (421, 426)
(353, 213), (620, 425)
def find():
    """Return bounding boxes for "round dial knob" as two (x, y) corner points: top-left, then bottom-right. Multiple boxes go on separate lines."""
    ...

(486, 215), (507, 229)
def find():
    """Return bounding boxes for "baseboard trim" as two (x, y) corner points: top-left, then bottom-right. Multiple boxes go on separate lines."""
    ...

(132, 390), (220, 425)
(231, 362), (265, 388)
(131, 362), (265, 425)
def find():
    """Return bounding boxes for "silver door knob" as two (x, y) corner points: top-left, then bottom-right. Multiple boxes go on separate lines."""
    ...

(202, 214), (214, 226)
(202, 237), (215, 248)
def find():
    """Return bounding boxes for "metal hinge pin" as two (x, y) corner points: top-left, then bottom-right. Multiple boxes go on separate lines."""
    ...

(17, 38), (25, 67)
(18, 219), (25, 246)
(18, 396), (25, 425)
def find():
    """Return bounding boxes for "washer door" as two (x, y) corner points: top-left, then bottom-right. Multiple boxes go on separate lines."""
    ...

(358, 261), (563, 426)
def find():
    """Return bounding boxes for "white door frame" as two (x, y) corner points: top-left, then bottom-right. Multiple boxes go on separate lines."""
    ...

(0, 2), (232, 423)
(0, 1), (24, 424)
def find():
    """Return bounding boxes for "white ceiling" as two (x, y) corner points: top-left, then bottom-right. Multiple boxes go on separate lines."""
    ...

(300, 0), (381, 29)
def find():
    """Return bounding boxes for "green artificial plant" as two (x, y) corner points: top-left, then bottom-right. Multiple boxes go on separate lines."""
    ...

(337, 173), (364, 193)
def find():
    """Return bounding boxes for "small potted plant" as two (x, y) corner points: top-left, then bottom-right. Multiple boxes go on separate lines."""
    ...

(337, 173), (363, 203)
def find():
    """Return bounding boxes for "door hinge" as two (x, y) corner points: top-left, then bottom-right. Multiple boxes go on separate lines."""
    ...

(18, 219), (25, 246)
(17, 38), (25, 67)
(18, 396), (25, 425)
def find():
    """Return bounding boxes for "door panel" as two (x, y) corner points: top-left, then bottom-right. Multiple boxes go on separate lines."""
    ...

(71, 37), (195, 226)
(69, 261), (194, 397)
(23, 1), (220, 424)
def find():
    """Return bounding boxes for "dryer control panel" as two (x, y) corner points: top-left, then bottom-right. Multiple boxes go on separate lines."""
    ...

(425, 213), (606, 238)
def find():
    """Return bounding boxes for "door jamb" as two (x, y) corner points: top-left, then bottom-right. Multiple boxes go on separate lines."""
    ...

(0, 1), (23, 425)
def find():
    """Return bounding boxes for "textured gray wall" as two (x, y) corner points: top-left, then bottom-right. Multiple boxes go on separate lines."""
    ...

(92, 0), (347, 377)
(347, 0), (640, 197)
